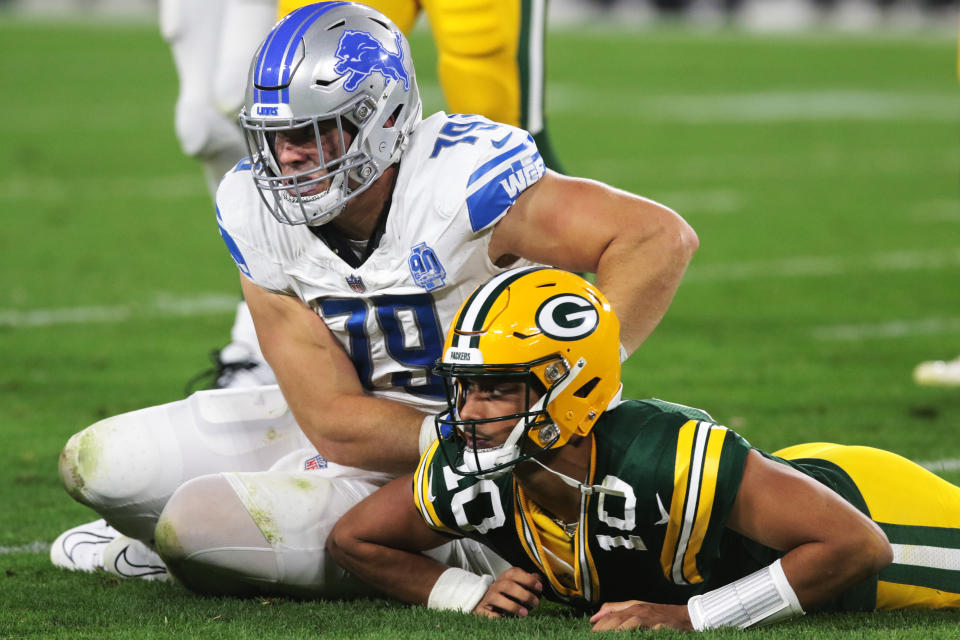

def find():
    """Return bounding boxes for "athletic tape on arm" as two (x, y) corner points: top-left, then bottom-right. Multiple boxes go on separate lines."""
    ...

(427, 567), (495, 612)
(687, 559), (804, 630)
(419, 413), (438, 456)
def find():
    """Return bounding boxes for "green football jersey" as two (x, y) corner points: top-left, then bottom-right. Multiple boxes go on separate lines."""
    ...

(414, 398), (877, 612)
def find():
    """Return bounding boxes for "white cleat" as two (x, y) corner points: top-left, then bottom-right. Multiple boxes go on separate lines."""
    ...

(50, 519), (116, 572)
(914, 357), (960, 387)
(102, 535), (169, 582)
(214, 342), (277, 389)
(185, 341), (277, 394)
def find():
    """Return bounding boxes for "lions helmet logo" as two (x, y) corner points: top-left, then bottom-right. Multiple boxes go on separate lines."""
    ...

(535, 294), (599, 341)
(333, 30), (410, 92)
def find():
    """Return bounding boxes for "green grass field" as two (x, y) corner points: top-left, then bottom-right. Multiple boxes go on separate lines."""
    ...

(1, 13), (959, 639)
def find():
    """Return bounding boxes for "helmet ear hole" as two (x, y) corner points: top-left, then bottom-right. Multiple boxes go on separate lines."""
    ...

(572, 376), (601, 399)
(384, 104), (404, 129)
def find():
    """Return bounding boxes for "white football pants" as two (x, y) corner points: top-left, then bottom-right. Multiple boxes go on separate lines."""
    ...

(159, 0), (275, 197)
(160, 0), (277, 387)
(59, 386), (507, 597)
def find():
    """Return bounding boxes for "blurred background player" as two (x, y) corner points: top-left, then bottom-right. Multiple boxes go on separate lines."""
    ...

(277, 0), (563, 170)
(177, 0), (565, 391)
(161, 0), (279, 390)
(915, 355), (960, 386)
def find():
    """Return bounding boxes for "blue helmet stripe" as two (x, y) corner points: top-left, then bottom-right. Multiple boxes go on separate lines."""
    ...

(254, 2), (349, 105)
(254, 10), (294, 105)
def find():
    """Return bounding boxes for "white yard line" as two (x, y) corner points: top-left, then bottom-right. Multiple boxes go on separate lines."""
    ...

(0, 541), (50, 555)
(414, 85), (960, 123)
(920, 458), (960, 473)
(650, 189), (744, 215)
(3, 249), (957, 329)
(685, 247), (960, 284)
(547, 88), (960, 122)
(812, 317), (960, 342)
(911, 200), (960, 222)
(683, 248), (960, 341)
(0, 294), (238, 328)
(0, 175), (205, 203)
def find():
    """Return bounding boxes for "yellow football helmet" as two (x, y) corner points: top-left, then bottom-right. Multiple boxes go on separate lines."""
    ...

(434, 266), (622, 477)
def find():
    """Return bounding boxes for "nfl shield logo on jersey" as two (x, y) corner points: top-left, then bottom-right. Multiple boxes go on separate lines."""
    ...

(408, 242), (446, 292)
(345, 274), (366, 293)
(304, 454), (328, 471)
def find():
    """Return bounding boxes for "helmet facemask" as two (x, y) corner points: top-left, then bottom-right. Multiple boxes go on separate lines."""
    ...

(434, 354), (585, 479)
(433, 266), (624, 480)
(239, 2), (422, 227)
(240, 95), (382, 226)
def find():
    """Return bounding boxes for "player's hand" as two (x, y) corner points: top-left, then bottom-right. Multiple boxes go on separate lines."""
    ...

(472, 568), (542, 619)
(589, 600), (694, 632)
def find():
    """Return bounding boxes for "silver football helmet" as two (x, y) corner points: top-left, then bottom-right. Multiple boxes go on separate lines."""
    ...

(239, 2), (422, 226)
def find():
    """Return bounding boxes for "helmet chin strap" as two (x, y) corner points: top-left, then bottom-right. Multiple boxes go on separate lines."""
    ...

(518, 383), (625, 497)
(526, 456), (625, 498)
(459, 358), (587, 479)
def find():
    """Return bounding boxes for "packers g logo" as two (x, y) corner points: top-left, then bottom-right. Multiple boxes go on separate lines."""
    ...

(535, 294), (599, 341)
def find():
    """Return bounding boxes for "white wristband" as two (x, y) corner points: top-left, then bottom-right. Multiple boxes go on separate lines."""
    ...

(426, 567), (494, 613)
(687, 558), (804, 631)
(418, 413), (438, 455)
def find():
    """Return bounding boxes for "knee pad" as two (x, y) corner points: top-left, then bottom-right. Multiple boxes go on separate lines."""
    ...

(157, 471), (379, 598)
(155, 474), (277, 595)
(59, 386), (303, 541)
(59, 411), (183, 540)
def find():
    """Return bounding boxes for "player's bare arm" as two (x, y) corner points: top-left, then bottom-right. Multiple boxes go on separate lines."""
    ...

(327, 474), (462, 604)
(591, 449), (894, 632)
(241, 276), (425, 472)
(489, 170), (699, 355)
(329, 475), (542, 617)
(727, 449), (893, 607)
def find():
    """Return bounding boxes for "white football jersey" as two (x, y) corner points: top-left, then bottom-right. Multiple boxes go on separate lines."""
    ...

(215, 112), (547, 413)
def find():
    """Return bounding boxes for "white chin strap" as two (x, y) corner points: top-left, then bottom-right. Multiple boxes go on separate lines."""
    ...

(527, 455), (625, 498)
(456, 359), (587, 479)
